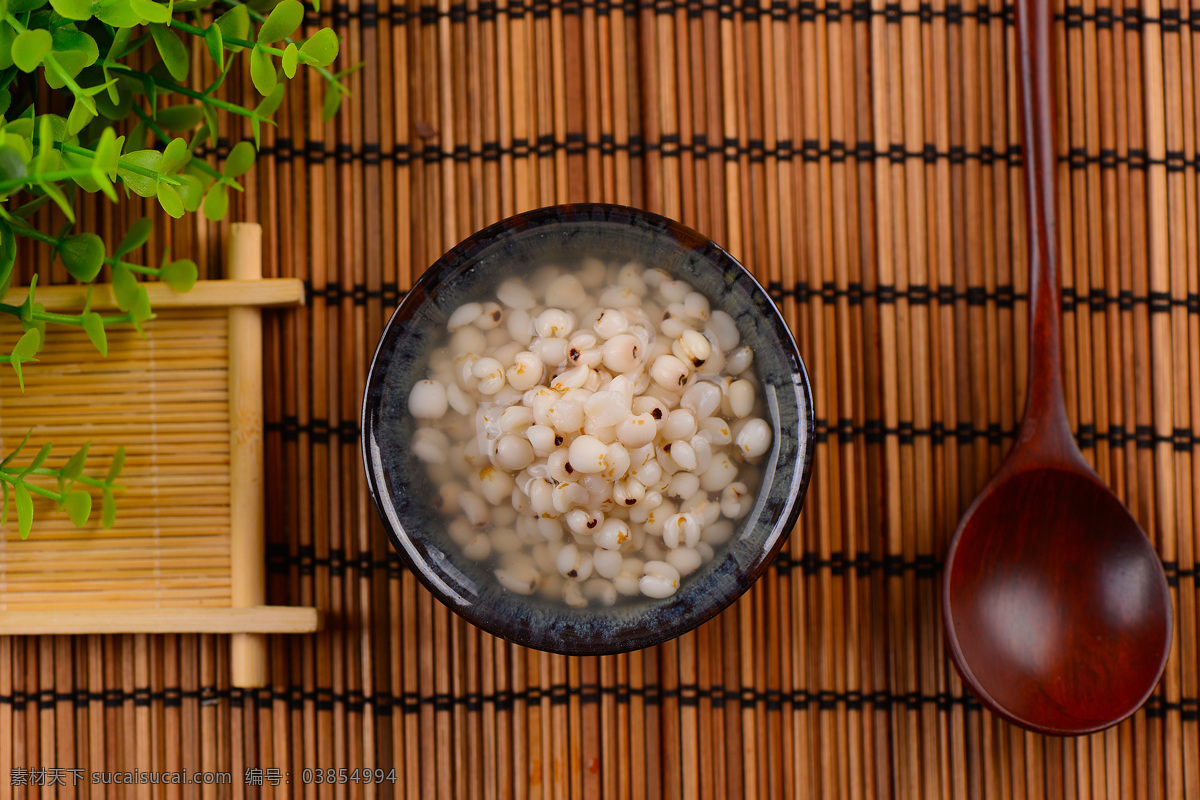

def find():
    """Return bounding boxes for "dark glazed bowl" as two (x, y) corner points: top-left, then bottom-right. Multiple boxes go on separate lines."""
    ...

(362, 204), (814, 655)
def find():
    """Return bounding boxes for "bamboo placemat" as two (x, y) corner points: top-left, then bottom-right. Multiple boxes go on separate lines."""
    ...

(0, 311), (234, 611)
(3, 0), (1200, 797)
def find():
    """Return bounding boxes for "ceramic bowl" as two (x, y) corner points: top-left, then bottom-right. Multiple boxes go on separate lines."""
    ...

(362, 203), (814, 655)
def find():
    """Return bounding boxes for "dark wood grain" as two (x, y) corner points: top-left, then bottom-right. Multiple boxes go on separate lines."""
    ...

(1012, 0), (1073, 462)
(941, 0), (1173, 737)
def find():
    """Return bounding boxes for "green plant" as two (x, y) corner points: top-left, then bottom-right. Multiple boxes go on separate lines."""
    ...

(0, 0), (346, 537)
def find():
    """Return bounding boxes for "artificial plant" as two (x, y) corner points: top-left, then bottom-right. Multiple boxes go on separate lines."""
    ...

(0, 0), (347, 536)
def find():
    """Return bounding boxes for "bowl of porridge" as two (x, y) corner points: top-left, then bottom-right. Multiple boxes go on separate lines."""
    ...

(361, 204), (813, 654)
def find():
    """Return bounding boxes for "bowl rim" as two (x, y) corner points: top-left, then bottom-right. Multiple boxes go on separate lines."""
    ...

(361, 202), (815, 655)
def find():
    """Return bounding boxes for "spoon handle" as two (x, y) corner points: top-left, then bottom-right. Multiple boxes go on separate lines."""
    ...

(1014, 0), (1074, 453)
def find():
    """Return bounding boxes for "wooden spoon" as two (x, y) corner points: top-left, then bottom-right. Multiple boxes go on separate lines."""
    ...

(941, 0), (1172, 735)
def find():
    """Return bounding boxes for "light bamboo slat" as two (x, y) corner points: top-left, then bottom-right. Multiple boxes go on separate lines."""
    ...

(227, 223), (270, 688)
(3, 279), (306, 312)
(0, 607), (321, 635)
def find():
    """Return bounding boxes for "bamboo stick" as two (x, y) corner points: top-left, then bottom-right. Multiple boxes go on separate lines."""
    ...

(0, 607), (319, 634)
(1179, 1), (1200, 793)
(0, 637), (8, 800)
(2, 280), (305, 312)
(924, 0), (965, 796)
(1138, 1), (1178, 796)
(226, 224), (268, 689)
(1160, 0), (1193, 794)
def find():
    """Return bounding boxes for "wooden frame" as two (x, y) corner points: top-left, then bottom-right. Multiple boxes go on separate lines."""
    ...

(0, 223), (320, 687)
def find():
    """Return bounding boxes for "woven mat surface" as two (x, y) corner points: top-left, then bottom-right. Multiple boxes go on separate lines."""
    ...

(4, 1), (1200, 798)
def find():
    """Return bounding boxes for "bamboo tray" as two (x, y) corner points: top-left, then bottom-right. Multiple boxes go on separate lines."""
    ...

(0, 223), (320, 688)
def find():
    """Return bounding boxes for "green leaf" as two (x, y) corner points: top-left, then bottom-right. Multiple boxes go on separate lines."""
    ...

(121, 149), (163, 173)
(62, 441), (89, 482)
(160, 137), (189, 173)
(1, 482), (9, 529)
(106, 27), (132, 64)
(14, 482), (31, 539)
(282, 42), (298, 79)
(38, 180), (74, 223)
(58, 233), (105, 282)
(202, 183), (228, 220)
(12, 29), (51, 74)
(176, 172), (205, 212)
(9, 328), (40, 390)
(12, 323), (39, 356)
(0, 220), (15, 299)
(46, 56), (86, 90)
(123, 148), (165, 175)
(6, 117), (34, 140)
(129, 0), (170, 23)
(96, 80), (133, 120)
(115, 218), (152, 257)
(63, 153), (101, 188)
(0, 89), (10, 117)
(43, 55), (86, 93)
(139, 70), (158, 106)
(150, 24), (189, 82)
(86, 130), (118, 200)
(299, 29), (338, 68)
(50, 0), (92, 18)
(225, 140), (256, 178)
(10, 0), (49, 10)
(117, 149), (161, 198)
(0, 145), (27, 181)
(51, 28), (99, 68)
(81, 311), (107, 356)
(67, 94), (95, 136)
(64, 490), (91, 527)
(215, 4), (250, 48)
(155, 104), (205, 132)
(159, 259), (197, 293)
(129, 284), (152, 334)
(322, 82), (343, 121)
(111, 264), (139, 311)
(255, 83), (286, 118)
(125, 121), (147, 152)
(101, 487), (115, 528)
(17, 274), (36, 321)
(12, 326), (39, 364)
(20, 442), (53, 479)
(0, 134), (31, 163)
(156, 182), (183, 218)
(249, 45), (276, 96)
(258, 0), (304, 43)
(0, 26), (15, 71)
(106, 446), (126, 484)
(0, 430), (31, 469)
(96, 0), (141, 27)
(20, 301), (46, 344)
(33, 117), (56, 174)
(199, 97), (219, 144)
(204, 23), (224, 67)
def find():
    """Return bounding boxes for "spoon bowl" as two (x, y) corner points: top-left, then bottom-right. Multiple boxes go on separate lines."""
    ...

(944, 465), (1172, 734)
